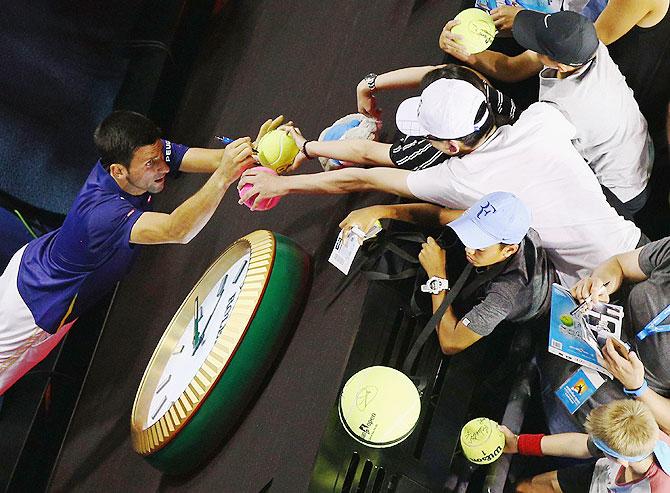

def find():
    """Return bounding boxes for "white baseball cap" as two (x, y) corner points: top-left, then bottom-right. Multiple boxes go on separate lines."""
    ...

(395, 79), (490, 140)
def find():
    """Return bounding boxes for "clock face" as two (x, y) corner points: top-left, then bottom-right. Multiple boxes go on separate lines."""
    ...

(144, 251), (251, 429)
(131, 230), (311, 473)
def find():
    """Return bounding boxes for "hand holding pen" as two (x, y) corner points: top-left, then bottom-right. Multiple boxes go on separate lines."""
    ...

(570, 278), (611, 313)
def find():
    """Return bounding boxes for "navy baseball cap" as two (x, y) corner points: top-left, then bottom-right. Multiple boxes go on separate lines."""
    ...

(448, 192), (531, 249)
(513, 10), (599, 66)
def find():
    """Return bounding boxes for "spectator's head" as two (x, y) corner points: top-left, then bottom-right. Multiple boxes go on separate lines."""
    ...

(447, 192), (531, 267)
(422, 64), (516, 128)
(585, 399), (658, 467)
(513, 11), (598, 74)
(94, 111), (169, 195)
(395, 78), (496, 156)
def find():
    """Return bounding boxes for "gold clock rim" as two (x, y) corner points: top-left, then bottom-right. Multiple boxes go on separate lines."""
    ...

(130, 230), (276, 455)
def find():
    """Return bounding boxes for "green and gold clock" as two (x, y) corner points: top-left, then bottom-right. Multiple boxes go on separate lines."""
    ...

(131, 230), (311, 474)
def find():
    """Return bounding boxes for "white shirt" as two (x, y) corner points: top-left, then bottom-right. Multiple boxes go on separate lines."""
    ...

(539, 42), (652, 203)
(406, 102), (641, 286)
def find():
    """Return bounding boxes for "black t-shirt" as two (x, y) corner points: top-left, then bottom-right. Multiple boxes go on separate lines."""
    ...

(608, 11), (670, 136)
(390, 86), (518, 170)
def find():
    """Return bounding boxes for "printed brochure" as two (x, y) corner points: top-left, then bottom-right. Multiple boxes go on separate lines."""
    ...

(548, 283), (625, 378)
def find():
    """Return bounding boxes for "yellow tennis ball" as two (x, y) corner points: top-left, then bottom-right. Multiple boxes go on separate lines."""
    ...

(452, 8), (497, 54)
(338, 366), (421, 448)
(460, 417), (505, 464)
(256, 130), (300, 174)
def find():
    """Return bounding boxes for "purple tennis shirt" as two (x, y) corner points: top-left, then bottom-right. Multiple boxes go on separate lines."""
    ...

(17, 139), (189, 334)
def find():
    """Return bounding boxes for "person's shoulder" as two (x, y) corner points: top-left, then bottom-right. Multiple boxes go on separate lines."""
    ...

(639, 236), (670, 273)
(85, 195), (141, 233)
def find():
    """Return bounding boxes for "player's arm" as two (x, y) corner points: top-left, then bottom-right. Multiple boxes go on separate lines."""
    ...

(595, 0), (657, 45)
(571, 248), (647, 303)
(178, 115), (285, 174)
(339, 204), (463, 237)
(439, 20), (542, 82)
(130, 138), (254, 245)
(238, 166), (414, 210)
(418, 237), (482, 355)
(178, 148), (225, 174)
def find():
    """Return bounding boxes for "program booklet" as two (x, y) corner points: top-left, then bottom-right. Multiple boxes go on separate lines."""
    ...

(328, 224), (383, 275)
(548, 283), (625, 378)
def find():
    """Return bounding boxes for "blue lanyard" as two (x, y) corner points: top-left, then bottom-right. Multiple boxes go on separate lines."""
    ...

(637, 303), (670, 340)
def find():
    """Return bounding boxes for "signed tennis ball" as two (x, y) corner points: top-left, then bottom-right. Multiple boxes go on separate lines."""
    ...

(238, 167), (281, 211)
(256, 130), (300, 174)
(452, 8), (497, 54)
(338, 366), (421, 448)
(460, 417), (505, 464)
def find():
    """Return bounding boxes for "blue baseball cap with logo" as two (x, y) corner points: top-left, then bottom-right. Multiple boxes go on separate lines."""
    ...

(448, 192), (531, 249)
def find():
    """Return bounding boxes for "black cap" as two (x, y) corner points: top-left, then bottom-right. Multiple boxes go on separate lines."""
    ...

(512, 10), (599, 66)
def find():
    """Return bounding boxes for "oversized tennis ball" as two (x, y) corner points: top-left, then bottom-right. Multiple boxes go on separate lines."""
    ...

(452, 8), (497, 54)
(460, 417), (505, 464)
(238, 167), (281, 211)
(560, 314), (574, 326)
(256, 130), (300, 174)
(338, 366), (421, 448)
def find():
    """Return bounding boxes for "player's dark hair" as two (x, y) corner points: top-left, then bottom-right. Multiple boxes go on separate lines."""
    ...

(421, 65), (496, 148)
(94, 111), (161, 168)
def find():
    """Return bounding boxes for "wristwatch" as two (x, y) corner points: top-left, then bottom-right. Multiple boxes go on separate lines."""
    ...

(363, 73), (378, 92)
(421, 276), (450, 294)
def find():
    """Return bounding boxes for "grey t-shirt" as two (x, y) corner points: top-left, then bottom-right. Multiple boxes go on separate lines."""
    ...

(460, 228), (555, 336)
(539, 42), (652, 203)
(543, 237), (670, 429)
(626, 236), (670, 397)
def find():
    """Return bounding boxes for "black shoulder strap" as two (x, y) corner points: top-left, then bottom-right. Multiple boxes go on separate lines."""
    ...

(402, 257), (513, 376)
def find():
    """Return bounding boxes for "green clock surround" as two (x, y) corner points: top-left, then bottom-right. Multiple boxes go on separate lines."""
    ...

(131, 230), (311, 474)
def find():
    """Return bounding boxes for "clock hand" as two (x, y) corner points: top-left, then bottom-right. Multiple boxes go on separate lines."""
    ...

(192, 296), (204, 349)
(233, 260), (248, 284)
(193, 276), (227, 354)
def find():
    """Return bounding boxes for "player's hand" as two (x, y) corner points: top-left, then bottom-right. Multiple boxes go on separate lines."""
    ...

(499, 425), (518, 454)
(439, 20), (477, 65)
(601, 338), (646, 391)
(490, 5), (522, 33)
(571, 276), (610, 307)
(253, 115), (285, 148)
(339, 206), (384, 238)
(283, 126), (311, 173)
(418, 237), (447, 278)
(220, 137), (255, 182)
(356, 79), (382, 120)
(237, 166), (286, 210)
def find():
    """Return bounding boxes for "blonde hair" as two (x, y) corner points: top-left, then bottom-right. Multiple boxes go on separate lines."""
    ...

(585, 399), (659, 458)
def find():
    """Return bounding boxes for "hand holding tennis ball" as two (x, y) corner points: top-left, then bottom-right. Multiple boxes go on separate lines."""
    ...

(256, 129), (300, 174)
(237, 166), (284, 211)
(439, 9), (496, 61)
(460, 417), (505, 464)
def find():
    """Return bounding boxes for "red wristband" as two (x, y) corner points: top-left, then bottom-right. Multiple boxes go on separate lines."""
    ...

(517, 434), (545, 456)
